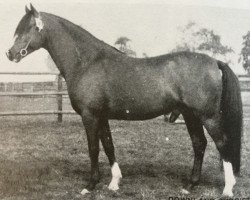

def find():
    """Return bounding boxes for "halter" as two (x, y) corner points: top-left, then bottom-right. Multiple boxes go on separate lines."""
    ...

(20, 38), (32, 57)
(19, 19), (43, 57)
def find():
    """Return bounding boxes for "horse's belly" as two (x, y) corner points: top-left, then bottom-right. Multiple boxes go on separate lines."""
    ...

(107, 96), (175, 120)
(108, 108), (164, 120)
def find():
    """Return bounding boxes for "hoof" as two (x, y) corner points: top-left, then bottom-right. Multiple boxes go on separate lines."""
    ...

(80, 188), (90, 195)
(108, 181), (119, 191)
(223, 185), (234, 197)
(217, 193), (234, 200)
(108, 178), (120, 191)
(222, 190), (233, 198)
(181, 188), (190, 195)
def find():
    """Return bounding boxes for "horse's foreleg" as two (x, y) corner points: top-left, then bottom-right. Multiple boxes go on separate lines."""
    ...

(99, 119), (122, 191)
(182, 111), (207, 194)
(80, 111), (100, 195)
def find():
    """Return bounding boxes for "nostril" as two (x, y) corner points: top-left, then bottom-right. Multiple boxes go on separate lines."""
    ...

(6, 50), (13, 60)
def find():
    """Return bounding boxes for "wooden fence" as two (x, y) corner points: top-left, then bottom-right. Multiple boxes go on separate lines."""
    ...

(0, 72), (250, 122)
(0, 72), (75, 122)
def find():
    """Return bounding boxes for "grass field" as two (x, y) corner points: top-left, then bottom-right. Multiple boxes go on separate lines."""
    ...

(0, 96), (249, 200)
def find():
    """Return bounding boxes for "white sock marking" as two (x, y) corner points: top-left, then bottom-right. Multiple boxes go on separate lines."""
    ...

(181, 188), (190, 194)
(108, 162), (122, 191)
(222, 160), (236, 197)
(80, 188), (90, 195)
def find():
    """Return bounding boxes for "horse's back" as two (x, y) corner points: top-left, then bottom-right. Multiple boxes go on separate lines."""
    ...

(102, 52), (222, 119)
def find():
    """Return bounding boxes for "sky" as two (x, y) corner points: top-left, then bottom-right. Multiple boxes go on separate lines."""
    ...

(0, 0), (250, 82)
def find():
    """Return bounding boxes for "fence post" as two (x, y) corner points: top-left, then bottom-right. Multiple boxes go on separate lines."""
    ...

(57, 74), (63, 122)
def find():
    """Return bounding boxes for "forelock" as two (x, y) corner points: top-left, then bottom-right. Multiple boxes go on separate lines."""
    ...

(14, 12), (32, 36)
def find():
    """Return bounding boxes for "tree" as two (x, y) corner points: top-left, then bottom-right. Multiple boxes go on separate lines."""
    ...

(115, 37), (130, 51)
(173, 21), (234, 63)
(194, 28), (233, 57)
(172, 21), (199, 53)
(172, 43), (193, 52)
(239, 31), (250, 74)
(115, 36), (136, 57)
(142, 52), (149, 58)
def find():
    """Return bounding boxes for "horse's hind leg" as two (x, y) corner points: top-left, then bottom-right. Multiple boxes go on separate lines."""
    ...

(203, 115), (236, 197)
(181, 110), (207, 194)
(99, 119), (122, 191)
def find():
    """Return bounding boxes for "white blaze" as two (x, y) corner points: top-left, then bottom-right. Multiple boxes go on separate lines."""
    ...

(13, 34), (18, 42)
(108, 162), (122, 191)
(222, 160), (236, 197)
(219, 69), (223, 76)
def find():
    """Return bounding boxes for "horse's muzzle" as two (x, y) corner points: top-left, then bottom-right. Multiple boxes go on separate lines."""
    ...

(6, 49), (22, 63)
(6, 49), (13, 61)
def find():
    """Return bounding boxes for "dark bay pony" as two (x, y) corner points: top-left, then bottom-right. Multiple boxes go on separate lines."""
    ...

(6, 5), (242, 197)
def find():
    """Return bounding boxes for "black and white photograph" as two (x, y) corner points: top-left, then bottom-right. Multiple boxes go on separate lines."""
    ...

(0, 0), (249, 199)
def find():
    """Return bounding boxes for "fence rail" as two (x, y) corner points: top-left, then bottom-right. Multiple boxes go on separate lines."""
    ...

(0, 92), (68, 96)
(0, 72), (72, 122)
(0, 72), (250, 122)
(0, 72), (59, 75)
(0, 111), (75, 116)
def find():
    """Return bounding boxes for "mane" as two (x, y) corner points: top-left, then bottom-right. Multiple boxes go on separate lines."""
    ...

(42, 12), (124, 55)
(14, 12), (33, 36)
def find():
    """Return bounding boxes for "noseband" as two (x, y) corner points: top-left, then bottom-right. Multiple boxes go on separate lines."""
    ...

(20, 39), (32, 57)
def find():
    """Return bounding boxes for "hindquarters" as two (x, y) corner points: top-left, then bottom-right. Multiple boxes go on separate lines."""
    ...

(179, 58), (242, 174)
(195, 60), (242, 175)
(176, 57), (242, 196)
(173, 54), (222, 118)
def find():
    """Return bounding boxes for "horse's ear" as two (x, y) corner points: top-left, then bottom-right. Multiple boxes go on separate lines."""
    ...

(30, 3), (39, 18)
(29, 3), (44, 32)
(25, 5), (30, 14)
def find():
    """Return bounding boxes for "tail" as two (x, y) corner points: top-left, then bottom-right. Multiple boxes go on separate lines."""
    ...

(217, 60), (243, 175)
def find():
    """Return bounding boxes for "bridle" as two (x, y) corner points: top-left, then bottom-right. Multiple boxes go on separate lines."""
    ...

(20, 38), (32, 57)
(8, 16), (44, 59)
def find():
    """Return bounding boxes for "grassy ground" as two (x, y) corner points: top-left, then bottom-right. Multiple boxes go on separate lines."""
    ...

(0, 95), (249, 199)
(0, 115), (249, 200)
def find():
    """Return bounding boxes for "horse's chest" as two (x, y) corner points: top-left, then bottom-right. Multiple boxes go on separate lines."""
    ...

(68, 79), (105, 113)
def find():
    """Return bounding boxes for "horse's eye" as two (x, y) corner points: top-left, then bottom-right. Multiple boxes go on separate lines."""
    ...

(35, 27), (39, 31)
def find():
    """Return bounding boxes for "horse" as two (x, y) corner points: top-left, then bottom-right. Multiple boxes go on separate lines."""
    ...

(6, 4), (243, 197)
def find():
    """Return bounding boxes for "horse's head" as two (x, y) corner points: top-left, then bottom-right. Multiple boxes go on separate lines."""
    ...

(6, 4), (45, 62)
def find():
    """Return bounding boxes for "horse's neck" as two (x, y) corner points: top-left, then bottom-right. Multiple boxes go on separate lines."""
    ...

(43, 14), (114, 82)
(45, 30), (77, 82)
